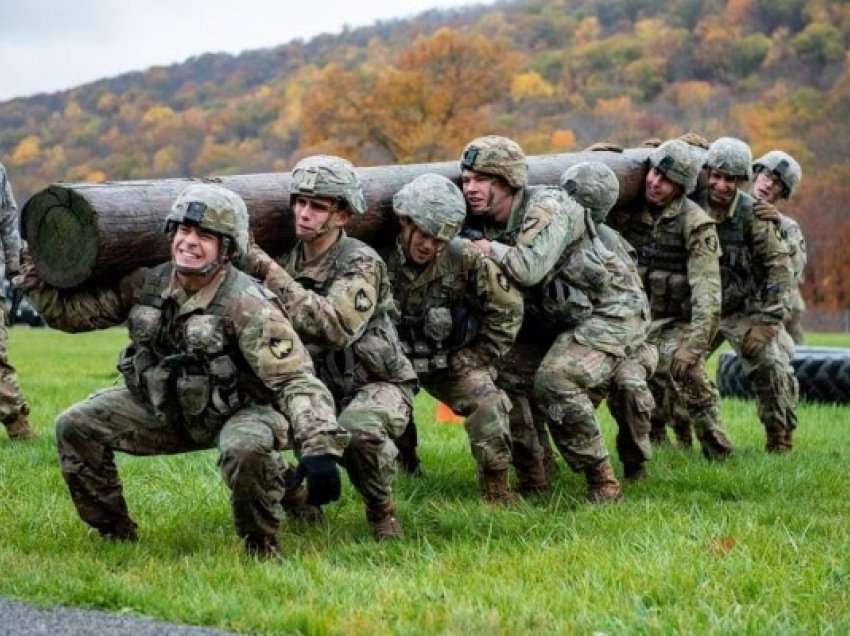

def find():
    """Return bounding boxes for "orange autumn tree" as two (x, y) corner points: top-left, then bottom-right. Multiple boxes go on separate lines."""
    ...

(301, 28), (518, 164)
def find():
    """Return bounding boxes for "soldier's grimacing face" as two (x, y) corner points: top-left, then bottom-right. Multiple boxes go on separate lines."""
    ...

(753, 171), (784, 204)
(403, 222), (445, 266)
(708, 169), (743, 207)
(172, 223), (221, 271)
(644, 167), (680, 207)
(293, 195), (348, 241)
(461, 169), (513, 218)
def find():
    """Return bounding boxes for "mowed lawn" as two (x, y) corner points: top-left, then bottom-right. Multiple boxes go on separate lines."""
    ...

(1, 326), (849, 635)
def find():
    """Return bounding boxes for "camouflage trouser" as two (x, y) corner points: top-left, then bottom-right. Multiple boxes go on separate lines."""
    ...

(338, 381), (413, 507)
(55, 386), (289, 539)
(0, 307), (29, 427)
(424, 364), (513, 473)
(495, 338), (554, 477)
(649, 320), (733, 458)
(711, 314), (798, 435)
(784, 289), (805, 345)
(534, 332), (655, 472)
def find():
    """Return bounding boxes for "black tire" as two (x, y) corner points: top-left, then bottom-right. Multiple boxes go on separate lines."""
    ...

(716, 346), (850, 404)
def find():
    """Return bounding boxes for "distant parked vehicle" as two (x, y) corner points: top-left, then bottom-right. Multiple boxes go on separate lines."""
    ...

(3, 281), (44, 327)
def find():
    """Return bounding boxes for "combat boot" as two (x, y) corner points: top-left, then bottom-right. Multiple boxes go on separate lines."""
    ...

(766, 428), (792, 454)
(480, 468), (518, 504)
(623, 461), (647, 482)
(648, 423), (669, 447)
(244, 534), (281, 560)
(672, 422), (693, 449)
(584, 459), (623, 504)
(4, 413), (35, 441)
(97, 518), (139, 542)
(281, 484), (324, 523)
(395, 421), (423, 477)
(366, 500), (402, 541)
(699, 430), (734, 461)
(515, 458), (549, 496)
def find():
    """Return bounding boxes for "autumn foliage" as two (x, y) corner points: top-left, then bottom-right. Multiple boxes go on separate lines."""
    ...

(1, 0), (850, 309)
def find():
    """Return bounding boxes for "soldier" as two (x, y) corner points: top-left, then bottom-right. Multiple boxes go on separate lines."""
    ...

(608, 140), (734, 460)
(0, 160), (33, 441)
(245, 155), (417, 539)
(692, 138), (797, 453)
(459, 135), (577, 495)
(750, 151), (806, 345)
(533, 161), (657, 496)
(387, 173), (523, 502)
(15, 184), (345, 558)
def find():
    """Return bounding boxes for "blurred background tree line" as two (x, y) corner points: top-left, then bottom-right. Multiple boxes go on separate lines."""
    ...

(2, 0), (850, 311)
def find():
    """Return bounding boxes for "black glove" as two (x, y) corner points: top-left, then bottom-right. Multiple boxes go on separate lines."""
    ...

(295, 454), (341, 506)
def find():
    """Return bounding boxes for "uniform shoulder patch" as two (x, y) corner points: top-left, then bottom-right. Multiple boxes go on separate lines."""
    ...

(354, 288), (373, 312)
(268, 337), (293, 359)
(521, 217), (540, 233)
(496, 271), (511, 292)
(705, 234), (718, 253)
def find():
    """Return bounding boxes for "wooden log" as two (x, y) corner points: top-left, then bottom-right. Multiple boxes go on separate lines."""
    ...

(22, 149), (650, 288)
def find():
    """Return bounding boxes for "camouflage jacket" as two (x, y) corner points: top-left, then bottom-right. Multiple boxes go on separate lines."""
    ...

(0, 162), (22, 289)
(693, 189), (792, 323)
(254, 230), (417, 402)
(541, 210), (649, 357)
(781, 214), (806, 286)
(386, 237), (523, 376)
(23, 262), (344, 457)
(609, 195), (722, 355)
(474, 185), (584, 288)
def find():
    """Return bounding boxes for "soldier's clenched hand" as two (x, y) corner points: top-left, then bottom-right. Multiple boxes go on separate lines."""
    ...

(742, 323), (779, 357)
(753, 200), (781, 224)
(296, 454), (342, 506)
(670, 346), (700, 383)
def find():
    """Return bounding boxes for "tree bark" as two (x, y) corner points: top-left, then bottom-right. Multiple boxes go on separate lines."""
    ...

(22, 149), (650, 288)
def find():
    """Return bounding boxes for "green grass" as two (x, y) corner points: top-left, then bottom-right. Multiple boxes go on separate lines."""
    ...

(1, 327), (849, 634)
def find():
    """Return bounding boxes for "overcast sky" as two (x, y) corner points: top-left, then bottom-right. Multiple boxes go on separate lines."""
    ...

(0, 0), (490, 102)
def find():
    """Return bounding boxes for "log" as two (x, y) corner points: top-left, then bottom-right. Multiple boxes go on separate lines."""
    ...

(22, 149), (651, 288)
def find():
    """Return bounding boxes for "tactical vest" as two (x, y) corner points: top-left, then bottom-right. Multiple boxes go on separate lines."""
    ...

(390, 240), (480, 376)
(697, 192), (774, 317)
(291, 236), (417, 402)
(118, 263), (271, 444)
(616, 200), (692, 321)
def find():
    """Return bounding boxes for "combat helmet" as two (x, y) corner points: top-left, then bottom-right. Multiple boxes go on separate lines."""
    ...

(165, 183), (250, 273)
(393, 173), (466, 241)
(704, 137), (753, 181)
(460, 136), (528, 189)
(290, 155), (367, 215)
(560, 162), (619, 224)
(753, 150), (802, 199)
(648, 139), (701, 195)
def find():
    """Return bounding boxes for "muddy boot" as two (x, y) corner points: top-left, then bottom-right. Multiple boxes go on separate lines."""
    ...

(366, 500), (402, 541)
(480, 468), (518, 504)
(281, 483), (324, 523)
(623, 461), (647, 482)
(244, 534), (281, 560)
(5, 413), (35, 441)
(395, 420), (423, 477)
(699, 430), (734, 461)
(584, 459), (623, 504)
(766, 428), (792, 454)
(648, 421), (669, 447)
(515, 458), (549, 496)
(97, 518), (139, 543)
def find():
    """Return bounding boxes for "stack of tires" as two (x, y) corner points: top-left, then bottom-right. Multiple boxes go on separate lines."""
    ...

(717, 346), (850, 403)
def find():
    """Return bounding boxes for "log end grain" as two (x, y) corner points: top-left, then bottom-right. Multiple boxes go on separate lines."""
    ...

(22, 186), (99, 288)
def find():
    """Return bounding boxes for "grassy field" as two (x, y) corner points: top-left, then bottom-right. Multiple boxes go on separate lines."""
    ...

(1, 327), (849, 635)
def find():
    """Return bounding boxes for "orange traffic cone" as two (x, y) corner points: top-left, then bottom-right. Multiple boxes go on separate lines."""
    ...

(436, 401), (464, 424)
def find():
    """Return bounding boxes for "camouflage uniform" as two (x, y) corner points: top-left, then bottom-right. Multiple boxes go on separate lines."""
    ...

(532, 162), (657, 498)
(388, 173), (523, 501)
(752, 151), (807, 345)
(0, 161), (31, 440)
(19, 184), (343, 556)
(695, 139), (797, 453)
(608, 140), (733, 459)
(245, 156), (417, 538)
(460, 136), (581, 493)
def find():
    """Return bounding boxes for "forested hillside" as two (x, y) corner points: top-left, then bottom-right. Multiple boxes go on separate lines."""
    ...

(2, 0), (849, 308)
